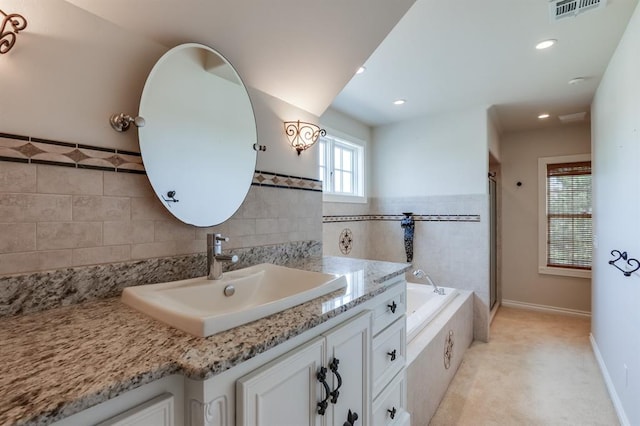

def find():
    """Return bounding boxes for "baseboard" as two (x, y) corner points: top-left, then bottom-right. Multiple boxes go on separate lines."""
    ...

(501, 299), (591, 318)
(590, 334), (630, 426)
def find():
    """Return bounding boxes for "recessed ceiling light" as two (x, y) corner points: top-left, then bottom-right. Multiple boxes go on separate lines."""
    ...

(356, 66), (366, 75)
(393, 99), (406, 105)
(538, 113), (550, 119)
(568, 77), (586, 85)
(535, 39), (557, 50)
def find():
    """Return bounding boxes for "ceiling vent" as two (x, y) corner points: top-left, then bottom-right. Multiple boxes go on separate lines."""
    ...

(549, 0), (607, 20)
(559, 112), (587, 123)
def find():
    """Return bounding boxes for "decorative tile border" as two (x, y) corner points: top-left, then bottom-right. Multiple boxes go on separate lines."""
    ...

(0, 132), (144, 173)
(0, 240), (322, 318)
(0, 132), (322, 191)
(323, 214), (481, 223)
(253, 170), (323, 192)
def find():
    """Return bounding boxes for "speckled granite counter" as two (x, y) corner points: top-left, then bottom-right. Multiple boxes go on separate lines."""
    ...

(0, 256), (410, 425)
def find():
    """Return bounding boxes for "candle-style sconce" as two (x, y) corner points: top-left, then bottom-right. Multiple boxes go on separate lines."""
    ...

(284, 120), (326, 155)
(0, 9), (28, 55)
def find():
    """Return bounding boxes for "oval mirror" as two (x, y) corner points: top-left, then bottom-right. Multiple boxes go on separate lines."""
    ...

(138, 43), (257, 227)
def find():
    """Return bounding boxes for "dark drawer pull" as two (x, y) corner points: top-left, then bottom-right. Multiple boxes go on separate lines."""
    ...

(388, 407), (397, 419)
(316, 366), (330, 415)
(387, 301), (397, 314)
(343, 409), (359, 426)
(387, 349), (397, 361)
(329, 358), (342, 404)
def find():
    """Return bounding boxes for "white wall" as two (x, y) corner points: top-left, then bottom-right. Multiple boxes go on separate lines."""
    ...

(0, 1), (323, 276)
(319, 108), (373, 258)
(0, 0), (163, 152)
(0, 0), (318, 180)
(369, 106), (491, 341)
(372, 106), (489, 198)
(250, 88), (320, 179)
(500, 124), (591, 313)
(591, 2), (640, 424)
(321, 107), (373, 203)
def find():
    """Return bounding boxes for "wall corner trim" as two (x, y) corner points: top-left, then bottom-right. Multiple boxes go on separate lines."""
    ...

(590, 334), (631, 426)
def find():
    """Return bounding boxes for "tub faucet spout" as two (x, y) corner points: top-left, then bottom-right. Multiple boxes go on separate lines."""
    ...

(412, 269), (445, 295)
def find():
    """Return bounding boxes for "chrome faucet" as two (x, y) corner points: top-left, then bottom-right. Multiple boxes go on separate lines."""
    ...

(412, 269), (445, 295)
(207, 234), (239, 280)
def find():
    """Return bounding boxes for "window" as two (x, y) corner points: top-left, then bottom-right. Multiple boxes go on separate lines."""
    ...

(538, 154), (592, 278)
(318, 133), (365, 202)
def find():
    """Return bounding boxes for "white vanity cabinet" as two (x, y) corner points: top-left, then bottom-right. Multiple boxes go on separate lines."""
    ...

(49, 277), (408, 426)
(184, 279), (409, 426)
(236, 312), (371, 426)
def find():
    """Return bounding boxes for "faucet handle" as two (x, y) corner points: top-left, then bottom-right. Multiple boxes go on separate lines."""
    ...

(215, 234), (229, 243)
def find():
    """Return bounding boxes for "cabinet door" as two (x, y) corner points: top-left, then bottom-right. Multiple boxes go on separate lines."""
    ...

(237, 337), (325, 426)
(324, 312), (371, 426)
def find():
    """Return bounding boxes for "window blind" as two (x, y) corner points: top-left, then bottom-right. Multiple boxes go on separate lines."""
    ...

(546, 161), (592, 270)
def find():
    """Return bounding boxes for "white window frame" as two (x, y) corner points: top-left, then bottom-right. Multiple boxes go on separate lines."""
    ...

(537, 154), (592, 279)
(318, 128), (366, 203)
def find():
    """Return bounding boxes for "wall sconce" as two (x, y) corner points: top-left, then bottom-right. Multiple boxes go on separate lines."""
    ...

(0, 9), (28, 55)
(284, 120), (326, 155)
(109, 113), (145, 132)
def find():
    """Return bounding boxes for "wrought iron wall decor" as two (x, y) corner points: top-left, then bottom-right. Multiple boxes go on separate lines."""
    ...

(284, 120), (326, 155)
(0, 8), (27, 54)
(400, 212), (415, 262)
(608, 250), (640, 277)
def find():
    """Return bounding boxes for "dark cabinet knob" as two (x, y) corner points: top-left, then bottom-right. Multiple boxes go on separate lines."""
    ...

(387, 301), (397, 313)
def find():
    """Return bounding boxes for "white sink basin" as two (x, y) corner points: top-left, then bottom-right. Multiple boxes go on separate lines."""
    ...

(121, 263), (347, 337)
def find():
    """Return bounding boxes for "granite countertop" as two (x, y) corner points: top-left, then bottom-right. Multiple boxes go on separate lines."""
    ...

(0, 256), (410, 426)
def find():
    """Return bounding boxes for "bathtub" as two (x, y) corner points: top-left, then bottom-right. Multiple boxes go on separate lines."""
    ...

(405, 282), (473, 425)
(406, 283), (458, 342)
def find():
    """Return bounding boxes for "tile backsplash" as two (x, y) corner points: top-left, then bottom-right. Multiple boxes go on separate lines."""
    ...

(0, 132), (323, 316)
(323, 194), (490, 341)
(0, 240), (321, 317)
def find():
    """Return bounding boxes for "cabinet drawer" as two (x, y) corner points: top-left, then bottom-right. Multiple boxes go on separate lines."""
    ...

(372, 316), (406, 397)
(97, 393), (174, 426)
(372, 283), (406, 336)
(372, 371), (408, 426)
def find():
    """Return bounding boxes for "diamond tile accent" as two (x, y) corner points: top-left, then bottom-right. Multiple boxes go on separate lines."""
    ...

(64, 149), (91, 163)
(16, 143), (45, 158)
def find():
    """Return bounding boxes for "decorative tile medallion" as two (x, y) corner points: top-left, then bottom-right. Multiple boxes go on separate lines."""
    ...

(444, 330), (454, 369)
(339, 228), (353, 255)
